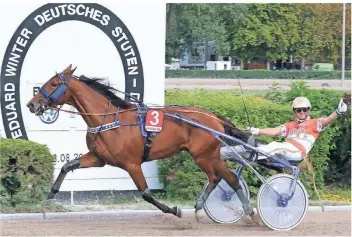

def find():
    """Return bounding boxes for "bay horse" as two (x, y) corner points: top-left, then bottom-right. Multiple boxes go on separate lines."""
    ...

(26, 65), (259, 223)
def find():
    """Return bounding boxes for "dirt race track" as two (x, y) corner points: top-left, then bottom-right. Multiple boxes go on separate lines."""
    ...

(165, 79), (351, 91)
(1, 211), (351, 236)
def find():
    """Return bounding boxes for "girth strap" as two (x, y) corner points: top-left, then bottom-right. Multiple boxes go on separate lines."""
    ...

(142, 132), (155, 163)
(138, 105), (156, 163)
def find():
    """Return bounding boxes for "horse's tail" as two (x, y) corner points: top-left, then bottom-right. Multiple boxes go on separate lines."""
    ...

(215, 114), (250, 145)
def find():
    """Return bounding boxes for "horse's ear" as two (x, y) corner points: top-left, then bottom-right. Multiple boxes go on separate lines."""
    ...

(63, 64), (76, 76)
(64, 64), (72, 73)
(70, 66), (77, 75)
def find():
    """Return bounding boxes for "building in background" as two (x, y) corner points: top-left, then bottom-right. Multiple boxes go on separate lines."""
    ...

(178, 39), (349, 71)
(179, 40), (240, 70)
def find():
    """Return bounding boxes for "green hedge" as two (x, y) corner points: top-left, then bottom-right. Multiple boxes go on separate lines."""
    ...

(165, 69), (352, 80)
(159, 84), (348, 201)
(0, 139), (54, 212)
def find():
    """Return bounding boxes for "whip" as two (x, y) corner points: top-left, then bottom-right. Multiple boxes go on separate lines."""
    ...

(237, 78), (252, 129)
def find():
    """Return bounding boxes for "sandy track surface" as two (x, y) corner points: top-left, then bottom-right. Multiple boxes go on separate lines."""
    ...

(165, 79), (351, 91)
(1, 211), (351, 236)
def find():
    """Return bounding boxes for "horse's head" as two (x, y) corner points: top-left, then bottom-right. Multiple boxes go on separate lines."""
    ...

(26, 64), (76, 115)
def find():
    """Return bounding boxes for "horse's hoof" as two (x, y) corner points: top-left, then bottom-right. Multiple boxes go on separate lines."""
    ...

(247, 211), (263, 226)
(174, 206), (182, 218)
(195, 209), (206, 222)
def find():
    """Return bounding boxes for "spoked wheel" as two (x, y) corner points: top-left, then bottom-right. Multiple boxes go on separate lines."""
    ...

(257, 174), (308, 231)
(203, 177), (250, 224)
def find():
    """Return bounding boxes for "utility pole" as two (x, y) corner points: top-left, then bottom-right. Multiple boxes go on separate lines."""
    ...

(341, 2), (346, 87)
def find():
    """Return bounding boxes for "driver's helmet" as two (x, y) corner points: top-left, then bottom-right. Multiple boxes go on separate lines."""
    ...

(292, 96), (311, 110)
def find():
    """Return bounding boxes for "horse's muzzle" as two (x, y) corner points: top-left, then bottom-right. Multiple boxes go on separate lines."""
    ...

(26, 102), (35, 113)
(26, 101), (46, 115)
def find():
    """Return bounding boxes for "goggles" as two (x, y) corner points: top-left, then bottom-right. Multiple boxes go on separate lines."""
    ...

(294, 107), (310, 113)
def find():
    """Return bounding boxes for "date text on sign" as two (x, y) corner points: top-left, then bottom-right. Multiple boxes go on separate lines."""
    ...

(145, 110), (164, 132)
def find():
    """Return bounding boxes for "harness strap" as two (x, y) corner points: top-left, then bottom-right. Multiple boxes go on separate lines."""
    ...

(86, 103), (156, 163)
(142, 132), (155, 163)
(136, 105), (156, 163)
(90, 100), (112, 152)
(87, 106), (141, 133)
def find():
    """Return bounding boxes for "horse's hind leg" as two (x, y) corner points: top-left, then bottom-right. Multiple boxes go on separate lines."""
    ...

(47, 152), (105, 200)
(127, 163), (182, 218)
(212, 158), (261, 225)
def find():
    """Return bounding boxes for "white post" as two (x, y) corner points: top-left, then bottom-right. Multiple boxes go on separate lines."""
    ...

(341, 3), (346, 87)
(71, 190), (74, 205)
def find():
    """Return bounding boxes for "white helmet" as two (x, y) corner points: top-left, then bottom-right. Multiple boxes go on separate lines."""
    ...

(292, 96), (311, 109)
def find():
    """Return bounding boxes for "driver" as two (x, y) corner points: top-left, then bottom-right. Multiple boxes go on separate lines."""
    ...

(220, 97), (348, 163)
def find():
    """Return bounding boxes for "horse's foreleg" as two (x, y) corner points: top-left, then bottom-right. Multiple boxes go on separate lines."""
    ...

(127, 164), (182, 218)
(47, 152), (105, 200)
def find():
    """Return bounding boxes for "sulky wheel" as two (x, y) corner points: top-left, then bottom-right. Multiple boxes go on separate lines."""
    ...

(203, 177), (250, 224)
(256, 173), (308, 231)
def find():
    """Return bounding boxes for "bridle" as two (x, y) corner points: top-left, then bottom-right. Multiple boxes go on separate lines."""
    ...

(39, 72), (72, 107)
(38, 71), (114, 154)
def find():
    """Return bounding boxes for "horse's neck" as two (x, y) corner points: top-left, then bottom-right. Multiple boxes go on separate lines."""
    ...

(68, 80), (116, 128)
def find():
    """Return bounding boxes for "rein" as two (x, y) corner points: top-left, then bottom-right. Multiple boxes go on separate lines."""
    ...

(50, 106), (136, 115)
(50, 105), (238, 131)
(42, 73), (238, 131)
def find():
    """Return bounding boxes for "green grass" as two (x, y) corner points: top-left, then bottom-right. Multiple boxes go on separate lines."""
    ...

(0, 202), (70, 213)
(229, 89), (268, 96)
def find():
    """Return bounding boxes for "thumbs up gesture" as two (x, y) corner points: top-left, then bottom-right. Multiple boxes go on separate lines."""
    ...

(336, 98), (348, 116)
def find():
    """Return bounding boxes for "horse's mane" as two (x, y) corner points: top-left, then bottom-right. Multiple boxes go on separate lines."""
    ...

(77, 75), (132, 109)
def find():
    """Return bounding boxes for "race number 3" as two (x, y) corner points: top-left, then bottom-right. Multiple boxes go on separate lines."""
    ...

(145, 110), (164, 132)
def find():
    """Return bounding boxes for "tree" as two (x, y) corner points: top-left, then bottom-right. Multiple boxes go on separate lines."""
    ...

(231, 4), (300, 62)
(165, 3), (248, 63)
(294, 4), (351, 64)
(165, 4), (182, 64)
(165, 3), (351, 66)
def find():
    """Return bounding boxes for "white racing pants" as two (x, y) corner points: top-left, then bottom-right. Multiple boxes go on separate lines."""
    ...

(220, 141), (303, 162)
